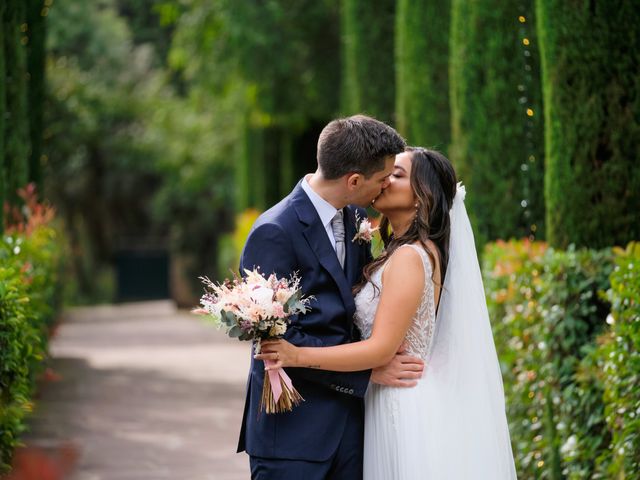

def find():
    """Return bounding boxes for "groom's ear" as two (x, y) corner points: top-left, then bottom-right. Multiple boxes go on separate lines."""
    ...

(346, 173), (363, 190)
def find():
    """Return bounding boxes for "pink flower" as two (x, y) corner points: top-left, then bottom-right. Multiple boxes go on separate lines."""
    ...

(352, 213), (378, 244)
(273, 303), (286, 318)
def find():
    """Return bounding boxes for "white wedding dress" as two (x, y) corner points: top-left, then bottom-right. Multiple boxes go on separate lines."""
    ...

(354, 185), (517, 479)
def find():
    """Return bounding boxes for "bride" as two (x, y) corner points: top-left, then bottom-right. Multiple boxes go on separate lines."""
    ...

(256, 147), (517, 479)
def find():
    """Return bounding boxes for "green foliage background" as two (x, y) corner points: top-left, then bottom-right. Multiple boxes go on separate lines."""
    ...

(395, 0), (450, 150)
(537, 0), (640, 249)
(3, 1), (30, 203)
(484, 240), (640, 479)
(0, 0), (638, 473)
(341, 0), (396, 122)
(0, 219), (64, 472)
(450, 0), (545, 246)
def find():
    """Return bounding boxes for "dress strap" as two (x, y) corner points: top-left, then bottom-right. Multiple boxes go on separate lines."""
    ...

(395, 243), (434, 277)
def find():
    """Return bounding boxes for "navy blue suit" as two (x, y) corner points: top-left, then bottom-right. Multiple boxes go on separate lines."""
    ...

(237, 181), (373, 479)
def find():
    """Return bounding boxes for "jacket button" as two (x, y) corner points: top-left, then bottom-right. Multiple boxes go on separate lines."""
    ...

(348, 388), (354, 395)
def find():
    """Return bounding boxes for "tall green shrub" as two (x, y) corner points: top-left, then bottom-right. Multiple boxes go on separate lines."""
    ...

(341, 0), (396, 122)
(395, 0), (450, 149)
(26, 0), (47, 189)
(0, 263), (35, 473)
(0, 196), (63, 472)
(3, 0), (30, 201)
(450, 1), (544, 245)
(0, 1), (6, 232)
(537, 0), (640, 249)
(169, 1), (342, 212)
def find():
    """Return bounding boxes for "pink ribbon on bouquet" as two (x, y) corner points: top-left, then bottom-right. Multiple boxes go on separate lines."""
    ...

(264, 360), (294, 402)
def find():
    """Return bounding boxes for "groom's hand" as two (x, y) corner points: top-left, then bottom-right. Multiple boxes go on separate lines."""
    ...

(371, 345), (424, 387)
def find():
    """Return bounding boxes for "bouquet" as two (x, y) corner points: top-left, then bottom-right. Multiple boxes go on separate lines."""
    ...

(195, 268), (313, 414)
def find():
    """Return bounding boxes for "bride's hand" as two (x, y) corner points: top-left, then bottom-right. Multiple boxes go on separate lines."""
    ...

(254, 339), (299, 370)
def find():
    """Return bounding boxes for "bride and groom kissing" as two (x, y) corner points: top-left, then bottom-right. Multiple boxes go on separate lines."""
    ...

(237, 115), (517, 479)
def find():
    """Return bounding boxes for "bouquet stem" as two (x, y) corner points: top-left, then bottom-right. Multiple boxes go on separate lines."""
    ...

(260, 360), (304, 414)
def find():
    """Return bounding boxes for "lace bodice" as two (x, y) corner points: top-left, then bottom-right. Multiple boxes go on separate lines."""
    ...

(354, 244), (437, 360)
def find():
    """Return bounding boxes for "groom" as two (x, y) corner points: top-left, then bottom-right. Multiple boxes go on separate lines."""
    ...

(237, 115), (425, 479)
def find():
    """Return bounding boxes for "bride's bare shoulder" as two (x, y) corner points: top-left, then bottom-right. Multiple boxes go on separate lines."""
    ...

(382, 244), (425, 282)
(409, 240), (440, 273)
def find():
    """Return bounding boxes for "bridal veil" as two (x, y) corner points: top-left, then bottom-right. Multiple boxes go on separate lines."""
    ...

(421, 183), (518, 478)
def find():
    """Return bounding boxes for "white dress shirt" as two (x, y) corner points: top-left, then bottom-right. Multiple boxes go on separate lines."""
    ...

(301, 175), (339, 250)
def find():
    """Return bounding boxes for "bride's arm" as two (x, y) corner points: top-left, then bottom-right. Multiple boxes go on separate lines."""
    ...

(257, 246), (425, 371)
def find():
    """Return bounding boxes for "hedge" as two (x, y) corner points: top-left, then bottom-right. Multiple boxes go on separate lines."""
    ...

(537, 0), (640, 249)
(26, 0), (47, 190)
(0, 1), (5, 230)
(395, 0), (450, 150)
(0, 190), (63, 473)
(2, 0), (30, 204)
(484, 240), (615, 479)
(341, 0), (396, 122)
(593, 243), (640, 476)
(450, 1), (545, 246)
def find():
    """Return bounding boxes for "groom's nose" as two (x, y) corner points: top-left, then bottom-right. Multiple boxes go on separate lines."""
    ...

(381, 176), (391, 189)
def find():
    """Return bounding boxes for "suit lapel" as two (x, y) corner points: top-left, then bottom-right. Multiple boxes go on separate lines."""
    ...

(292, 184), (356, 315)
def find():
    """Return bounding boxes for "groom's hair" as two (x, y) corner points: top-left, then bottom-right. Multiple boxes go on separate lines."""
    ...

(317, 115), (406, 180)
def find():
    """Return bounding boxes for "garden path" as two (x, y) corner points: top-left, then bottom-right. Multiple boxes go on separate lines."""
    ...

(19, 301), (250, 480)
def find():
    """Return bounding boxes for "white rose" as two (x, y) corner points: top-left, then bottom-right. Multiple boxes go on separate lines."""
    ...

(250, 286), (275, 306)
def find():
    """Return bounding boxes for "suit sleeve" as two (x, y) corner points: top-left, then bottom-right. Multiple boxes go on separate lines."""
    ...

(241, 222), (371, 397)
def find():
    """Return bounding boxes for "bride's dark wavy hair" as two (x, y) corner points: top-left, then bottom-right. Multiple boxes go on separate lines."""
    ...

(355, 147), (457, 294)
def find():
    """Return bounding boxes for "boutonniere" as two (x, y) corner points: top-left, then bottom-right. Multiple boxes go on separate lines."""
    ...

(352, 212), (379, 244)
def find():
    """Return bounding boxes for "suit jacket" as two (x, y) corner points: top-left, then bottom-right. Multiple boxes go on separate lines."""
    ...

(237, 181), (373, 461)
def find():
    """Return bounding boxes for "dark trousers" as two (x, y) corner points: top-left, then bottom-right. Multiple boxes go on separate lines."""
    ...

(249, 411), (364, 480)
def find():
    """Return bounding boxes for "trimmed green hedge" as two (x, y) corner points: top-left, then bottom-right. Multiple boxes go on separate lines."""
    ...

(450, 1), (545, 246)
(484, 239), (640, 479)
(341, 0), (396, 121)
(2, 0), (30, 203)
(0, 1), (5, 229)
(537, 0), (640, 249)
(26, 0), (47, 189)
(395, 0), (450, 149)
(594, 243), (640, 476)
(0, 199), (63, 473)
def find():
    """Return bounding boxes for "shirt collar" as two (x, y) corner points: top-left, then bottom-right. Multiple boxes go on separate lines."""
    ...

(301, 175), (339, 228)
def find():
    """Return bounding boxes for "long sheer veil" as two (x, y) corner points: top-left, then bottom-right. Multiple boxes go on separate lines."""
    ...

(422, 183), (517, 478)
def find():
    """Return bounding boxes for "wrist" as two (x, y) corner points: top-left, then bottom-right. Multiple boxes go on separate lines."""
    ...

(294, 346), (303, 367)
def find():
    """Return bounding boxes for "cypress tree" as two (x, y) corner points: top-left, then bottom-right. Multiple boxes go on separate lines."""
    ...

(237, 118), (267, 211)
(26, 0), (47, 190)
(537, 0), (640, 248)
(341, 0), (396, 122)
(0, 2), (5, 232)
(3, 0), (30, 202)
(395, 0), (450, 150)
(279, 129), (294, 198)
(450, 0), (544, 246)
